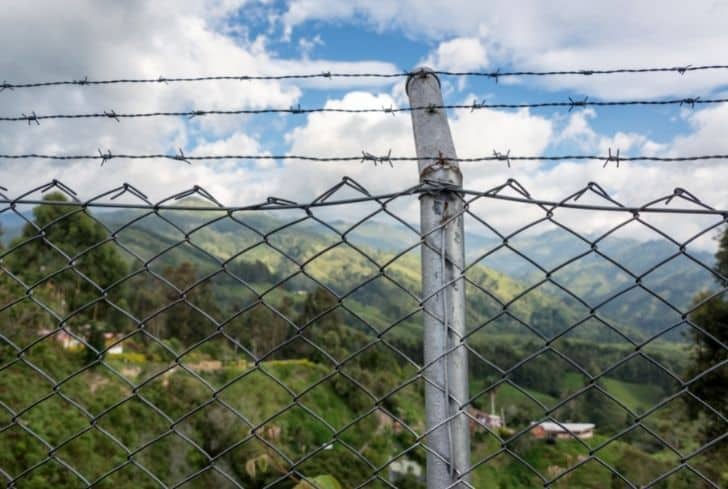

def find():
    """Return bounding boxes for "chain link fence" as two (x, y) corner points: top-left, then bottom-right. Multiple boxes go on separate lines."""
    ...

(0, 177), (725, 489)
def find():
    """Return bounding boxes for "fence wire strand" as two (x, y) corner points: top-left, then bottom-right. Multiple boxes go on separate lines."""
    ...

(1, 97), (726, 124)
(3, 64), (728, 90)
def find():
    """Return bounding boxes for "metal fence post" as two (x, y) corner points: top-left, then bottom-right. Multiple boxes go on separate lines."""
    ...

(406, 67), (470, 488)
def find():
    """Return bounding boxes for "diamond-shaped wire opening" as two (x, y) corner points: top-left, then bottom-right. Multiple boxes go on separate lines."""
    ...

(637, 206), (724, 246)
(93, 396), (171, 452)
(549, 384), (636, 446)
(304, 243), (381, 297)
(223, 254), (284, 296)
(17, 392), (90, 448)
(343, 209), (421, 258)
(135, 366), (214, 422)
(509, 220), (592, 272)
(217, 365), (302, 427)
(257, 403), (335, 462)
(638, 393), (719, 459)
(296, 372), (377, 432)
(597, 285), (684, 342)
(597, 219), (682, 276)
(467, 316), (545, 363)
(52, 427), (130, 483)
(640, 253), (720, 312)
(550, 319), (637, 374)
(466, 246), (543, 299)
(604, 354), (682, 408)
(213, 436), (292, 487)
(547, 457), (624, 489)
(294, 439), (382, 489)
(112, 212), (192, 262)
(373, 445), (429, 487)
(177, 334), (255, 388)
(303, 306), (380, 363)
(466, 195), (546, 239)
(340, 340), (417, 400)
(174, 400), (251, 457)
(342, 274), (422, 333)
(378, 376), (425, 433)
(265, 214), (342, 264)
(222, 302), (297, 360)
(469, 447), (543, 488)
(551, 251), (633, 306)
(0, 423), (52, 481)
(476, 380), (550, 434)
(132, 430), (211, 487)
(511, 349), (591, 404)
(513, 279), (590, 326)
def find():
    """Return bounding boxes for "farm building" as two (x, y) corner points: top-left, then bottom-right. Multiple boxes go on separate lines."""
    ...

(530, 422), (595, 440)
(469, 408), (504, 431)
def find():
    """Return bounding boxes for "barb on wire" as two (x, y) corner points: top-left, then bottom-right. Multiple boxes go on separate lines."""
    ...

(603, 147), (621, 168)
(289, 103), (304, 114)
(98, 148), (113, 166)
(0, 81), (13, 92)
(188, 110), (207, 119)
(470, 99), (486, 112)
(22, 111), (40, 126)
(677, 64), (692, 75)
(568, 96), (589, 111)
(360, 149), (393, 167)
(170, 148), (191, 165)
(382, 105), (396, 116)
(681, 97), (701, 108)
(493, 149), (512, 168)
(104, 110), (120, 122)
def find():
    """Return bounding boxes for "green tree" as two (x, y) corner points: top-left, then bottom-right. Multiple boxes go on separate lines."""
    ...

(4, 193), (129, 343)
(160, 261), (221, 346)
(687, 227), (728, 482)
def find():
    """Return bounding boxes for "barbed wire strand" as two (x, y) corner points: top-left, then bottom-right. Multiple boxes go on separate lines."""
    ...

(2, 152), (728, 164)
(2, 64), (728, 90)
(0, 96), (723, 123)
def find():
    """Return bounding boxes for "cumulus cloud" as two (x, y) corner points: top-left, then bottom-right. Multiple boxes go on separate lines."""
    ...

(422, 37), (489, 73)
(280, 0), (728, 99)
(1, 1), (726, 252)
(0, 0), (399, 201)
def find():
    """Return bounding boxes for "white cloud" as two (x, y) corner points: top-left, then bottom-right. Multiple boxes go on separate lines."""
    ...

(422, 37), (489, 73)
(280, 0), (728, 99)
(0, 0), (400, 202)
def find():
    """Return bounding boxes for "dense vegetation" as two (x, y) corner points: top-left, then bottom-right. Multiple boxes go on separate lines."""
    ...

(0, 194), (724, 488)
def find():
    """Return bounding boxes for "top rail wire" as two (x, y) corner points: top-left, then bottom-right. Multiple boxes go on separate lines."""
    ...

(2, 64), (728, 91)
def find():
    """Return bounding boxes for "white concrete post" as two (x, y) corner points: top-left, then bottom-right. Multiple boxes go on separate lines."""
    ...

(406, 67), (470, 488)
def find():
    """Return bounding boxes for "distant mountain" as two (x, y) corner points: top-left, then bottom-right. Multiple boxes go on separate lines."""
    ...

(1, 201), (718, 341)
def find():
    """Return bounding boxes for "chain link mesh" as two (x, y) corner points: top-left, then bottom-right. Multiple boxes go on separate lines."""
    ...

(0, 178), (725, 488)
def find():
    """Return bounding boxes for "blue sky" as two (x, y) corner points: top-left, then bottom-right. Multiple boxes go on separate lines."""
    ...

(1, 0), (728, 242)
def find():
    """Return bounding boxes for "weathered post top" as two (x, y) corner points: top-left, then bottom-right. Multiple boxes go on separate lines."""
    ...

(406, 67), (462, 187)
